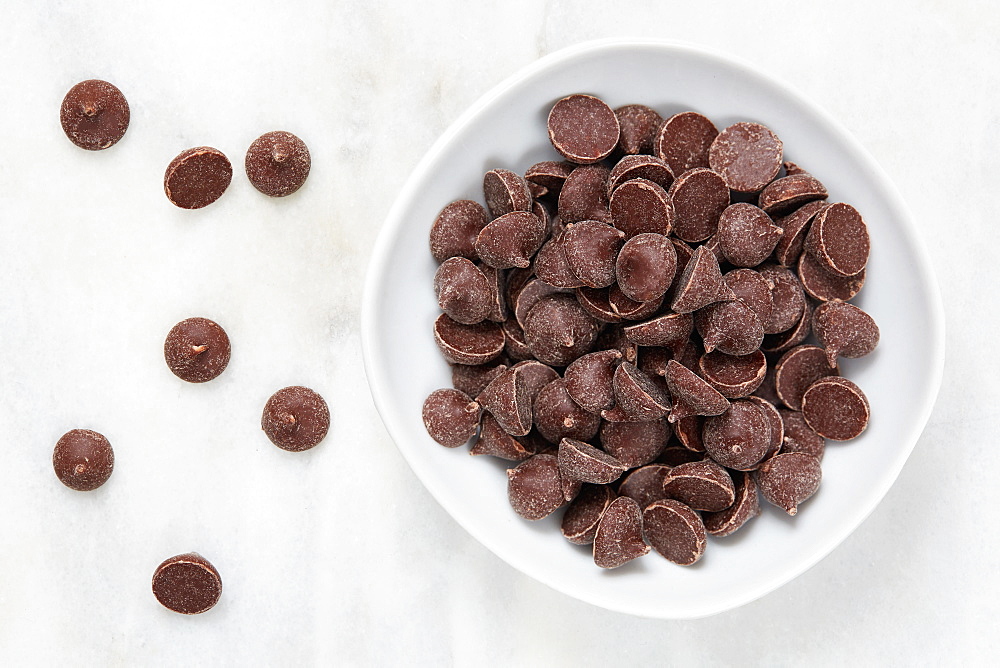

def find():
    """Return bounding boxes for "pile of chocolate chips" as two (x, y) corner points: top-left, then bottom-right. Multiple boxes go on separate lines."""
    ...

(422, 94), (879, 569)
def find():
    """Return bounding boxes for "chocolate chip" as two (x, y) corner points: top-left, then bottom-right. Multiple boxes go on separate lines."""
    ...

(623, 312), (693, 348)
(717, 203), (784, 267)
(619, 464), (672, 510)
(642, 498), (706, 566)
(761, 301), (814, 354)
(479, 264), (509, 323)
(512, 278), (562, 328)
(695, 299), (765, 356)
(575, 286), (620, 323)
(152, 553), (222, 615)
(658, 443), (704, 466)
(614, 104), (663, 156)
(599, 419), (669, 468)
(511, 360), (559, 404)
(561, 484), (615, 544)
(664, 359), (730, 423)
(812, 301), (880, 367)
(758, 173), (828, 217)
(608, 284), (663, 321)
(548, 94), (620, 164)
(773, 200), (830, 267)
(607, 362), (670, 422)
(670, 245), (736, 314)
(779, 408), (826, 460)
(667, 168), (730, 243)
(747, 395), (784, 462)
(703, 399), (771, 471)
(52, 429), (114, 491)
(164, 147), (232, 209)
(609, 178), (674, 238)
(672, 415), (706, 453)
(60, 79), (130, 151)
(433, 314), (505, 365)
(245, 131), (311, 197)
(470, 413), (532, 461)
(164, 317), (231, 383)
(608, 154), (674, 195)
(483, 168), (533, 218)
(523, 294), (600, 366)
(534, 379), (601, 444)
(655, 111), (718, 176)
(507, 454), (566, 520)
(662, 460), (735, 512)
(477, 366), (532, 437)
(709, 122), (783, 193)
(564, 349), (621, 414)
(759, 264), (806, 334)
(703, 470), (760, 537)
(774, 345), (839, 411)
(798, 251), (866, 302)
(557, 438), (627, 485)
(698, 349), (767, 398)
(429, 200), (489, 262)
(563, 220), (625, 288)
(434, 257), (492, 325)
(475, 211), (546, 269)
(534, 233), (586, 289)
(755, 452), (822, 515)
(502, 318), (533, 361)
(804, 202), (870, 277)
(594, 496), (650, 568)
(525, 160), (574, 194)
(801, 376), (870, 441)
(724, 268), (774, 325)
(422, 388), (482, 447)
(262, 386), (331, 452)
(615, 233), (677, 303)
(558, 164), (612, 223)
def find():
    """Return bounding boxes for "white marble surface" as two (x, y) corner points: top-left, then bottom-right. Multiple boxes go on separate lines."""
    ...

(0, 1), (992, 665)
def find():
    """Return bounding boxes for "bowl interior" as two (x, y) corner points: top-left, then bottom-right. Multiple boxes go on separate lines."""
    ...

(362, 40), (944, 618)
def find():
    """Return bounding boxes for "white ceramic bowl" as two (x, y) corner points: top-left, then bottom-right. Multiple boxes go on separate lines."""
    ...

(361, 40), (944, 618)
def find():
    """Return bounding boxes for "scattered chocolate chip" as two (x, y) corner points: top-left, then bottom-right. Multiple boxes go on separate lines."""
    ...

(758, 264), (806, 335)
(642, 499), (706, 566)
(724, 268), (774, 325)
(558, 164), (612, 223)
(558, 438), (627, 484)
(152, 553), (222, 615)
(618, 464), (671, 510)
(433, 314), (505, 365)
(60, 79), (130, 150)
(695, 299), (765, 356)
(561, 484), (615, 545)
(477, 366), (533, 437)
(608, 154), (674, 194)
(523, 294), (600, 367)
(470, 413), (532, 460)
(773, 200), (830, 267)
(483, 168), (533, 218)
(262, 386), (331, 452)
(164, 147), (232, 209)
(608, 284), (663, 321)
(548, 94), (620, 164)
(609, 178), (674, 238)
(665, 359), (730, 423)
(755, 452), (822, 515)
(534, 233), (586, 289)
(164, 317), (231, 383)
(245, 131), (311, 197)
(801, 376), (870, 441)
(670, 245), (736, 314)
(798, 250), (866, 302)
(563, 220), (625, 288)
(534, 379), (600, 444)
(52, 429), (114, 491)
(623, 312), (693, 348)
(422, 388), (481, 448)
(608, 362), (671, 422)
(761, 301), (814, 354)
(594, 496), (650, 568)
(525, 160), (574, 195)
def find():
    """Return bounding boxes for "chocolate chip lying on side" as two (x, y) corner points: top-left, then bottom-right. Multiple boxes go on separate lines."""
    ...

(801, 376), (870, 441)
(804, 202), (870, 277)
(703, 470), (760, 537)
(594, 496), (650, 568)
(812, 301), (880, 367)
(422, 388), (482, 448)
(245, 130), (311, 197)
(703, 400), (771, 471)
(642, 498), (707, 566)
(60, 79), (130, 150)
(558, 437), (627, 485)
(152, 553), (222, 615)
(507, 454), (567, 520)
(618, 464), (671, 510)
(52, 429), (114, 491)
(561, 484), (615, 545)
(774, 345), (838, 411)
(662, 460), (735, 512)
(548, 94), (620, 164)
(262, 386), (331, 452)
(164, 147), (233, 209)
(429, 200), (489, 262)
(164, 317), (231, 383)
(709, 121), (783, 193)
(755, 452), (822, 516)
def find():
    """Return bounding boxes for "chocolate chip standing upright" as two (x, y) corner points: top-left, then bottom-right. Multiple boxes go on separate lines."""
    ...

(60, 79), (130, 150)
(164, 147), (233, 209)
(164, 317), (231, 383)
(245, 131), (311, 197)
(52, 429), (115, 491)
(262, 386), (331, 452)
(152, 553), (222, 615)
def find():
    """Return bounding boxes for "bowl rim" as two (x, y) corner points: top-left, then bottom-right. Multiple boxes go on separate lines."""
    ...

(360, 38), (946, 618)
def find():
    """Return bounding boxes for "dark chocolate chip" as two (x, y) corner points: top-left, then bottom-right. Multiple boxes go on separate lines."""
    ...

(262, 386), (331, 452)
(662, 460), (735, 512)
(558, 164), (612, 223)
(483, 168), (533, 218)
(245, 131), (311, 197)
(759, 264), (806, 334)
(615, 233), (677, 303)
(703, 399), (771, 471)
(164, 147), (233, 209)
(642, 499), (706, 566)
(474, 211), (547, 269)
(798, 251), (866, 302)
(548, 94), (620, 164)
(433, 314), (505, 366)
(507, 454), (566, 520)
(618, 464), (672, 510)
(615, 105), (663, 156)
(667, 168), (730, 243)
(434, 257), (492, 325)
(607, 362), (671, 422)
(152, 553), (222, 615)
(804, 202), (870, 277)
(670, 245), (736, 314)
(523, 294), (600, 367)
(164, 317), (231, 383)
(609, 178), (674, 238)
(812, 301), (880, 367)
(758, 173), (828, 217)
(600, 418), (669, 468)
(724, 268), (774, 326)
(561, 484), (615, 545)
(558, 438), (627, 485)
(422, 388), (481, 448)
(773, 200), (830, 267)
(703, 470), (760, 537)
(52, 429), (114, 491)
(470, 413), (532, 461)
(709, 122), (783, 193)
(655, 111), (718, 176)
(774, 345), (839, 411)
(716, 203), (783, 268)
(429, 200), (489, 262)
(60, 79), (130, 151)
(608, 154), (674, 195)
(755, 452), (822, 515)
(695, 299), (765, 357)
(534, 379), (601, 444)
(477, 366), (533, 437)
(594, 497), (650, 568)
(623, 312), (692, 348)
(564, 349), (621, 414)
(801, 376), (870, 441)
(664, 360), (730, 423)
(698, 349), (767, 399)
(563, 220), (625, 288)
(778, 408), (826, 460)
